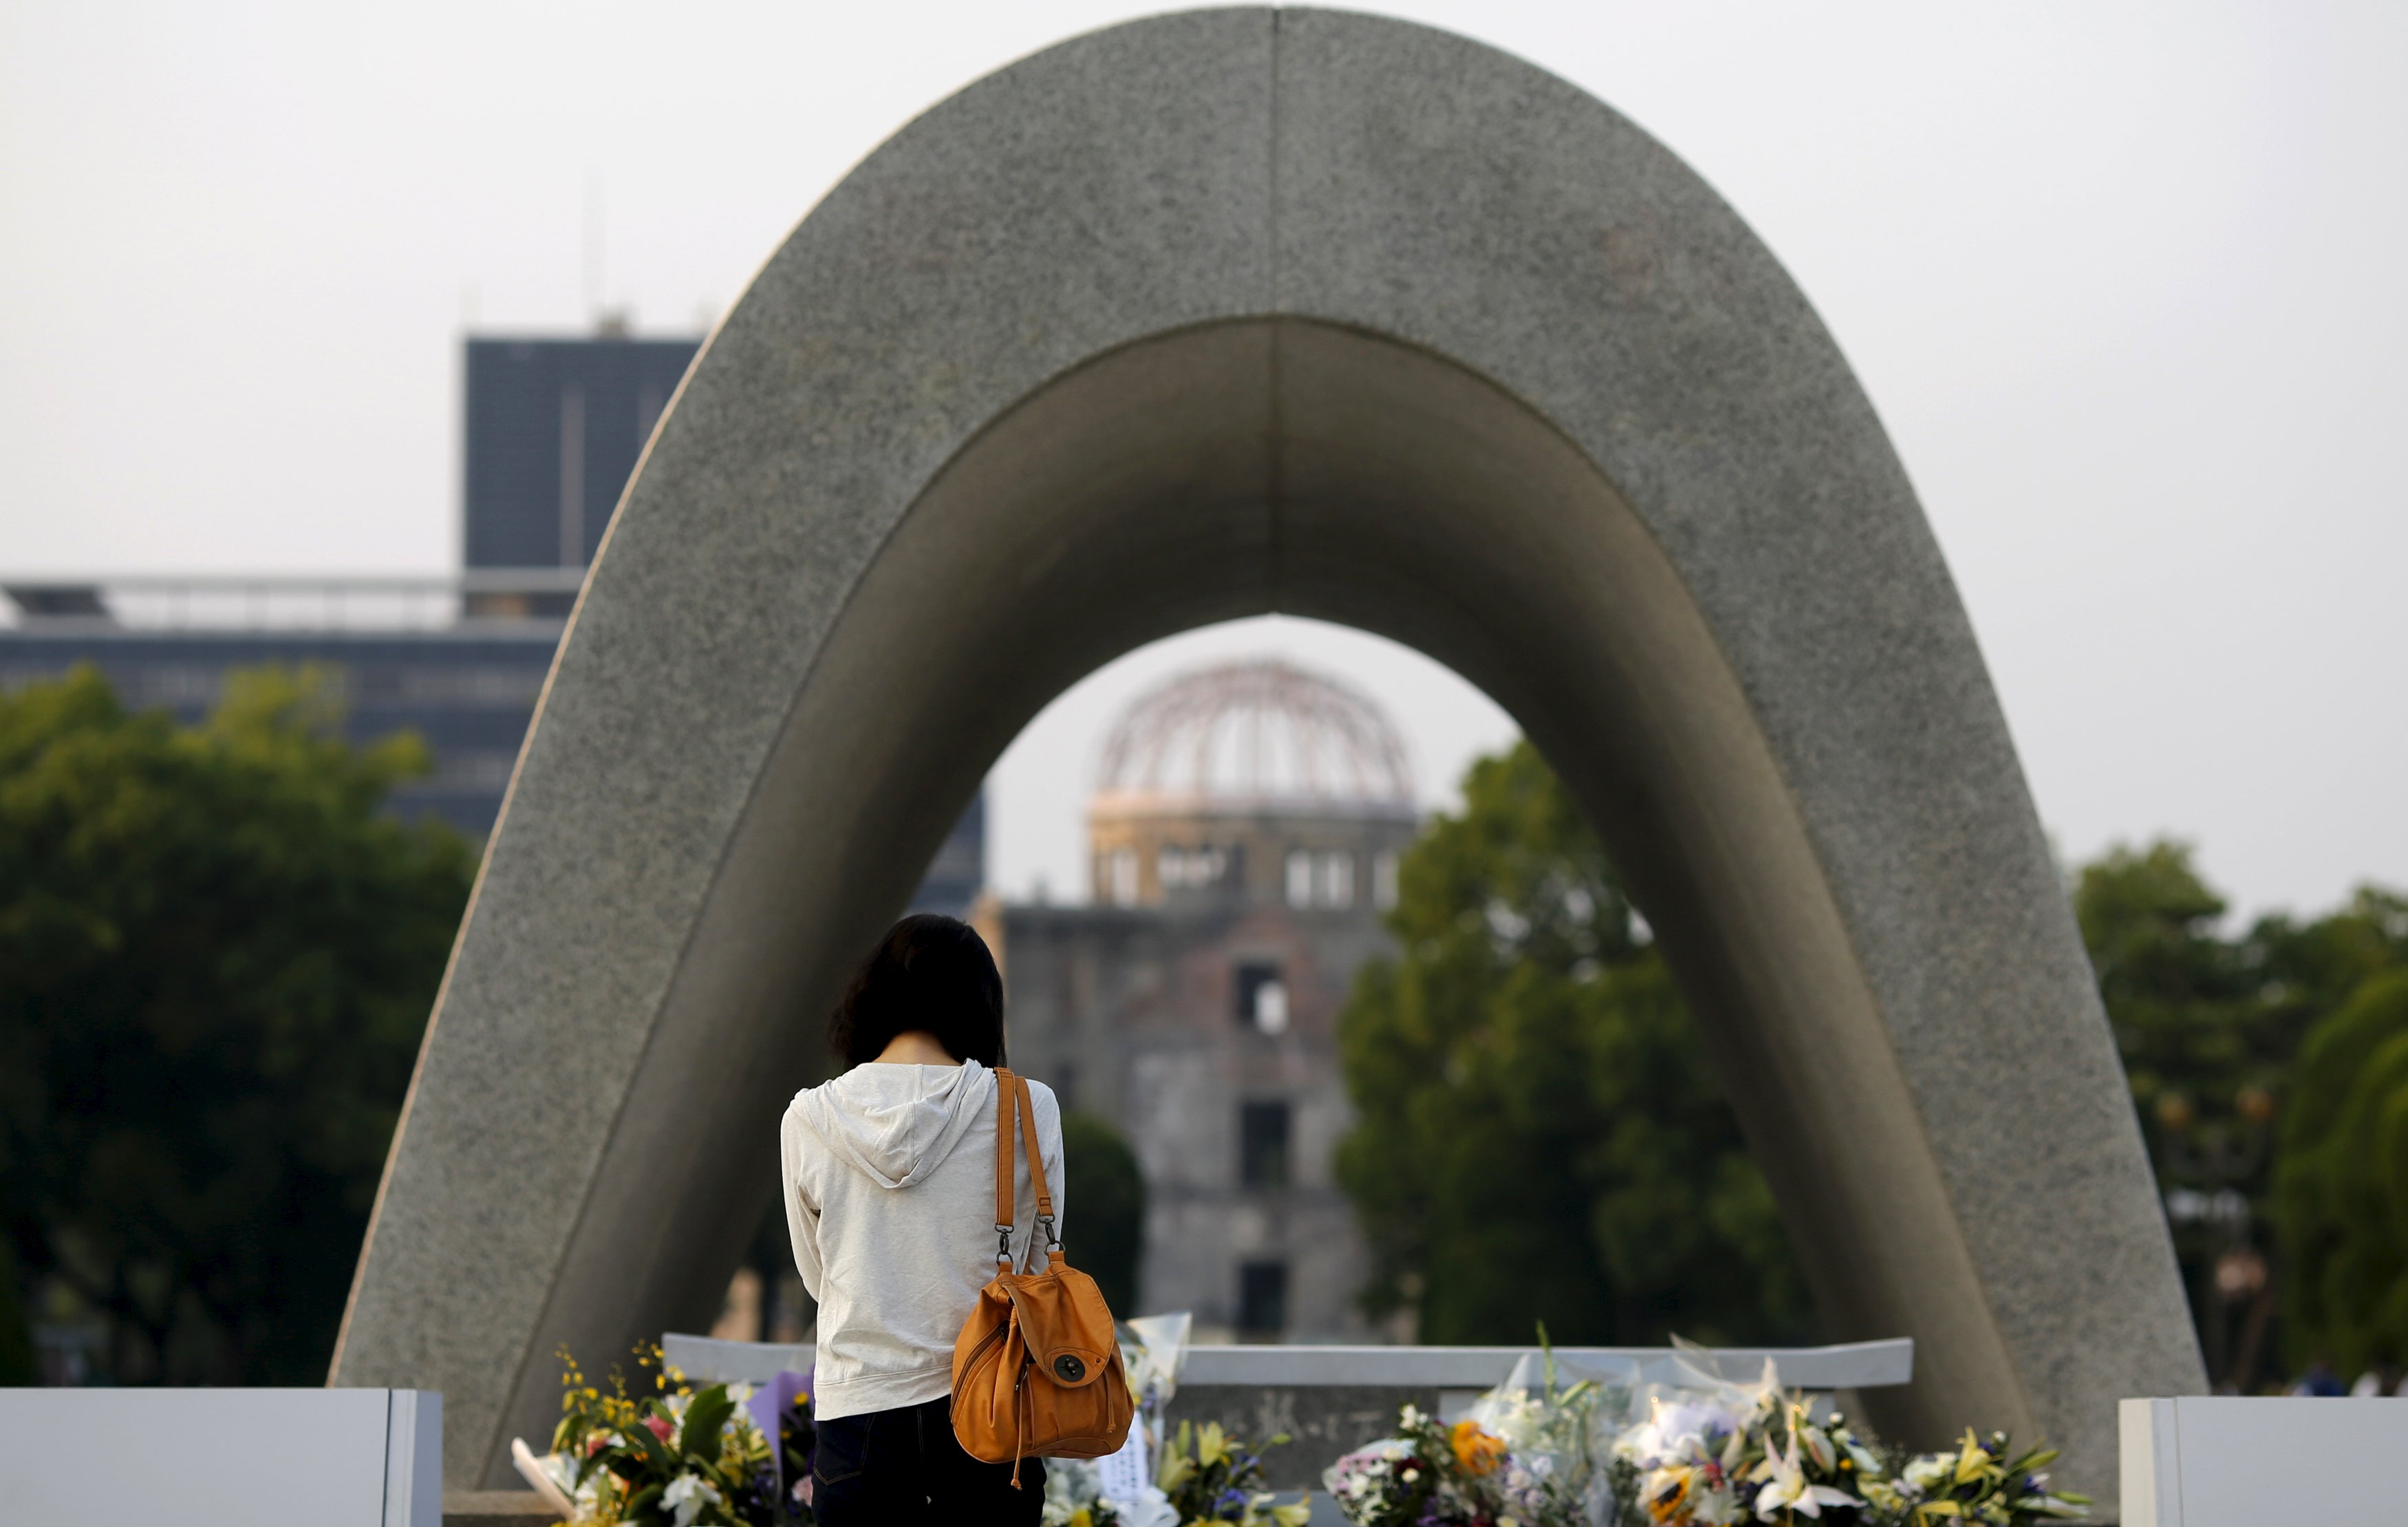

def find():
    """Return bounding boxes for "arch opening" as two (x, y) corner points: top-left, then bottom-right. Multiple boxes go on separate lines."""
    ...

(541, 319), (2008, 1472)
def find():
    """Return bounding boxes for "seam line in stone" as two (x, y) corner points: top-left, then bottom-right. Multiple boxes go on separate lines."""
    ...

(1267, 7), (1287, 610)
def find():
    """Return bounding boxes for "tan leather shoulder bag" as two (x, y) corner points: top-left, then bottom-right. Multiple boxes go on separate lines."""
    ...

(949, 1067), (1133, 1484)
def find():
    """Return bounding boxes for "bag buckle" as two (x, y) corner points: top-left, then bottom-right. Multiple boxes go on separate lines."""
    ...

(996, 1223), (1015, 1263)
(1035, 1215), (1059, 1254)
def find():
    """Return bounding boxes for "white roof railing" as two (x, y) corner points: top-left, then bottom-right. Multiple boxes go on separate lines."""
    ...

(1, 568), (587, 632)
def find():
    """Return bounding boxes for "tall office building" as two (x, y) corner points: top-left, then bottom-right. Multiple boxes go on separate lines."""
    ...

(462, 336), (700, 584)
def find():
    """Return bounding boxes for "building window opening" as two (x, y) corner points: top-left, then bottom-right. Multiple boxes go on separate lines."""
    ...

(1158, 843), (1227, 890)
(1240, 1100), (1292, 1189)
(1234, 961), (1289, 1034)
(1318, 851), (1355, 908)
(1373, 851), (1400, 911)
(1284, 849), (1313, 908)
(1236, 1259), (1288, 1340)
(1105, 846), (1141, 906)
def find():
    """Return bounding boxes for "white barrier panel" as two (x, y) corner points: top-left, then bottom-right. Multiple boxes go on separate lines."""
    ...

(661, 1332), (1913, 1391)
(2120, 1396), (2405, 1526)
(0, 1387), (440, 1527)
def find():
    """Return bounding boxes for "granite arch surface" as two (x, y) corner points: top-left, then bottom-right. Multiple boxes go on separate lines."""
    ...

(332, 9), (2202, 1506)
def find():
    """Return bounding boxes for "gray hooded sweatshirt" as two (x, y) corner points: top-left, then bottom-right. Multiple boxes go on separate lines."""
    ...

(780, 1058), (1065, 1421)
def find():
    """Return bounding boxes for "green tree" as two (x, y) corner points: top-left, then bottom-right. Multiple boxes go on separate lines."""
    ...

(2272, 970), (2408, 1374)
(1060, 1111), (1146, 1314)
(1335, 740), (1814, 1347)
(2074, 840), (2408, 1387)
(2076, 843), (2267, 1161)
(0, 665), (474, 1384)
(2080, 843), (2408, 1152)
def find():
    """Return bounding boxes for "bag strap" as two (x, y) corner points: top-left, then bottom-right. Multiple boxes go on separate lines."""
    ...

(989, 1067), (1058, 1268)
(993, 1067), (1018, 1264)
(1015, 1071), (1054, 1222)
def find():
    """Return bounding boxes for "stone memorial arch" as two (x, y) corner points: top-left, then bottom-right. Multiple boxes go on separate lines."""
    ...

(334, 8), (2202, 1504)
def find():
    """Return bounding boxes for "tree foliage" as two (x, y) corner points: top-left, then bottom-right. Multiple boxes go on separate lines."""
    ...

(1334, 740), (1814, 1347)
(2273, 970), (2408, 1374)
(0, 665), (474, 1383)
(2078, 842), (2406, 1165)
(2074, 840), (2408, 1385)
(1060, 1111), (1146, 1318)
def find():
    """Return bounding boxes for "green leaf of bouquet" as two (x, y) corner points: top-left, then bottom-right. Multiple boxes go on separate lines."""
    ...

(680, 1384), (737, 1457)
(619, 1481), (665, 1523)
(601, 1449), (641, 1481)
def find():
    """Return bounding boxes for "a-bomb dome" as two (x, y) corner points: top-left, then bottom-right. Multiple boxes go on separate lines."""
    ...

(1093, 657), (1415, 815)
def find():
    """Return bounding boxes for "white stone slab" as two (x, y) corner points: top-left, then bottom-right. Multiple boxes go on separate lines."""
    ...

(660, 1332), (1911, 1391)
(2119, 1395), (2405, 1526)
(0, 1388), (440, 1527)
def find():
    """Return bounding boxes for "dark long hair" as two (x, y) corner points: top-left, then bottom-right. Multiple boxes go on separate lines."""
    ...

(827, 914), (1006, 1068)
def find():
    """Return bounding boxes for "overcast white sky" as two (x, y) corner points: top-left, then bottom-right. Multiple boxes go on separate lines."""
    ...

(3, 1), (2402, 917)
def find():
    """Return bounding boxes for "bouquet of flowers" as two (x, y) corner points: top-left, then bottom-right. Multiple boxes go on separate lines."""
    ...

(1323, 1334), (2086, 1527)
(515, 1345), (815, 1526)
(1609, 1363), (2087, 1527)
(1157, 1420), (1311, 1527)
(1610, 1355), (1886, 1527)
(1858, 1431), (2089, 1525)
(1326, 1334), (1631, 1527)
(1464, 1347), (1628, 1525)
(1043, 1459), (1129, 1527)
(1324, 1405), (1504, 1526)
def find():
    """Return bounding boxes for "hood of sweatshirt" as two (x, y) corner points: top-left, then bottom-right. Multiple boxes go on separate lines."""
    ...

(793, 1058), (994, 1190)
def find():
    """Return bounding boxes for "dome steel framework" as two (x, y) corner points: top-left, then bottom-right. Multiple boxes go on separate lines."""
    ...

(1094, 657), (1415, 809)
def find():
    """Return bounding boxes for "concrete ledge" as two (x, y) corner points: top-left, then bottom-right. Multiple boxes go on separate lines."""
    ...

(442, 1492), (557, 1527)
(663, 1331), (813, 1385)
(1178, 1338), (1913, 1389)
(663, 1331), (1912, 1392)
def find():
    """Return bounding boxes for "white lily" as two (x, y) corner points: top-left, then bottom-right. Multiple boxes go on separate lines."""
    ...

(661, 1472), (722, 1527)
(1695, 1486), (1748, 1526)
(1753, 1427), (1860, 1521)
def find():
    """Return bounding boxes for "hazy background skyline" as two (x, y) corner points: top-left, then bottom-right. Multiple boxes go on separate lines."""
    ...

(3, 1), (2402, 917)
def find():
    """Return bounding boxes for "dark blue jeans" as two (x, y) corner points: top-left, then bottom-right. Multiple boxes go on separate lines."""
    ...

(811, 1393), (1045, 1526)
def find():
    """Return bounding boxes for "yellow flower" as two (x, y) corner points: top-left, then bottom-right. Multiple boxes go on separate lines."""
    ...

(1450, 1420), (1507, 1477)
(1159, 1422), (1201, 1494)
(1952, 1430), (2001, 1488)
(1644, 1464), (1697, 1523)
